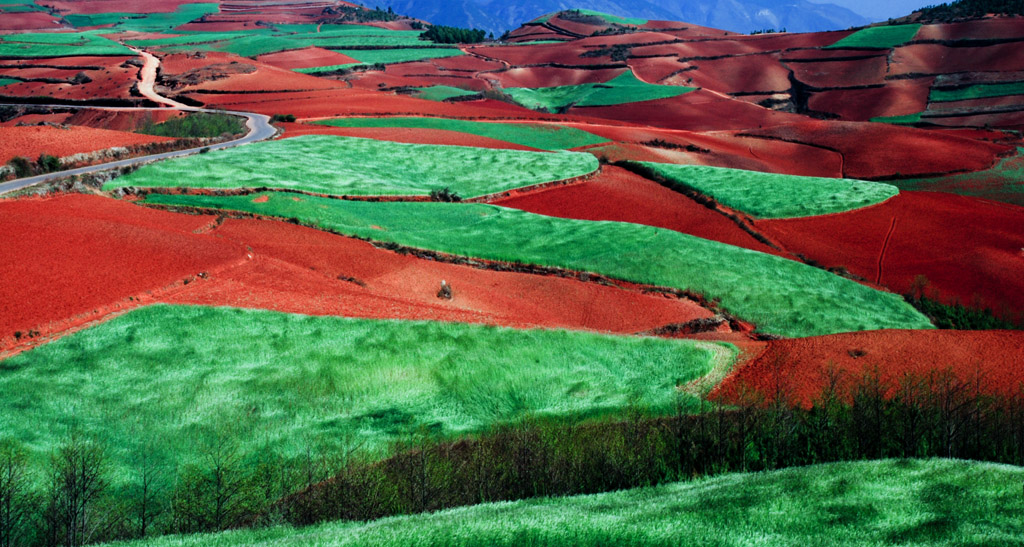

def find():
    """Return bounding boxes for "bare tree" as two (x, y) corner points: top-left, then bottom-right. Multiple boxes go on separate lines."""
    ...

(0, 440), (33, 547)
(44, 434), (109, 547)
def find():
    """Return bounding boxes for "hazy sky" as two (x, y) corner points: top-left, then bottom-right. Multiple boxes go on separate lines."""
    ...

(808, 0), (935, 19)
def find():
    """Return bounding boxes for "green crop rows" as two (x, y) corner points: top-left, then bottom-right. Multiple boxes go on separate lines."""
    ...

(141, 192), (934, 337)
(0, 304), (725, 481)
(109, 459), (1024, 546)
(826, 24), (921, 49)
(930, 81), (1024, 102)
(313, 117), (609, 150)
(636, 162), (899, 218)
(505, 70), (695, 112)
(412, 85), (480, 102)
(0, 31), (135, 57)
(65, 3), (218, 32)
(108, 135), (598, 197)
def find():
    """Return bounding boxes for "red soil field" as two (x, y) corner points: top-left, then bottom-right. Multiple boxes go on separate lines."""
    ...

(490, 66), (625, 88)
(729, 30), (853, 49)
(159, 51), (347, 93)
(566, 122), (843, 177)
(275, 122), (539, 151)
(683, 54), (792, 94)
(256, 47), (359, 70)
(431, 55), (505, 72)
(742, 120), (1012, 179)
(890, 42), (1024, 76)
(0, 113), (71, 127)
(491, 165), (782, 255)
(0, 66), (138, 101)
(573, 90), (802, 131)
(788, 56), (888, 89)
(45, 0), (196, 13)
(0, 66), (86, 79)
(466, 43), (615, 67)
(927, 94), (1024, 112)
(628, 57), (691, 84)
(546, 17), (608, 37)
(757, 191), (1024, 317)
(713, 330), (1024, 407)
(914, 18), (1024, 41)
(64, 108), (180, 131)
(576, 32), (686, 47)
(630, 40), (754, 58)
(189, 88), (557, 120)
(808, 80), (932, 120)
(0, 125), (173, 164)
(0, 56), (130, 68)
(0, 12), (64, 31)
(162, 217), (716, 334)
(924, 110), (1024, 131)
(0, 194), (245, 352)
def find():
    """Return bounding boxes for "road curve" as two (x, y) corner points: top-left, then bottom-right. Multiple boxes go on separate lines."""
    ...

(0, 47), (276, 196)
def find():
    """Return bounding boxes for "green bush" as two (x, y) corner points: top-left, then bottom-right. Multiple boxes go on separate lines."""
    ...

(138, 113), (245, 139)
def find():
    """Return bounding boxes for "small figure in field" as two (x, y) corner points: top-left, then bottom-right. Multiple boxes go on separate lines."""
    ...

(437, 279), (452, 300)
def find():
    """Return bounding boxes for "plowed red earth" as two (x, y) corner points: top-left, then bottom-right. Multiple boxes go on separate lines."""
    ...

(0, 113), (71, 127)
(0, 195), (245, 352)
(890, 42), (1024, 76)
(915, 18), (1024, 41)
(190, 89), (556, 119)
(0, 67), (137, 101)
(681, 54), (791, 94)
(0, 195), (716, 353)
(491, 165), (782, 255)
(573, 90), (803, 131)
(163, 218), (715, 334)
(0, 12), (64, 30)
(0, 125), (173, 164)
(713, 330), (1024, 407)
(490, 66), (625, 88)
(256, 47), (359, 70)
(628, 57), (690, 84)
(431, 55), (504, 72)
(160, 51), (346, 93)
(44, 0), (195, 13)
(64, 108), (180, 132)
(275, 122), (538, 150)
(743, 120), (1011, 179)
(757, 191), (1024, 317)
(808, 80), (932, 120)
(466, 43), (612, 66)
(788, 56), (888, 89)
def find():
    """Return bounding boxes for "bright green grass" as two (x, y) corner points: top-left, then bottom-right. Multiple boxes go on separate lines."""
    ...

(637, 162), (899, 218)
(504, 70), (695, 112)
(312, 117), (609, 150)
(333, 48), (464, 65)
(532, 9), (647, 26)
(929, 81), (1024, 102)
(870, 112), (923, 124)
(66, 3), (218, 32)
(0, 31), (135, 57)
(0, 304), (726, 480)
(826, 24), (921, 49)
(141, 192), (934, 337)
(107, 135), (599, 197)
(895, 147), (1024, 207)
(0, 77), (18, 87)
(108, 459), (1024, 546)
(413, 85), (479, 102)
(136, 26), (426, 58)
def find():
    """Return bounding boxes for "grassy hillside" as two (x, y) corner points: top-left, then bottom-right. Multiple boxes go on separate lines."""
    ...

(107, 459), (1024, 546)
(107, 135), (599, 198)
(0, 31), (135, 57)
(505, 71), (695, 112)
(0, 305), (725, 479)
(826, 24), (921, 49)
(312, 117), (609, 150)
(635, 162), (899, 218)
(141, 192), (934, 337)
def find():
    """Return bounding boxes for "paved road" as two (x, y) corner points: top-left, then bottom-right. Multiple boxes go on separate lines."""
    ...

(0, 47), (276, 195)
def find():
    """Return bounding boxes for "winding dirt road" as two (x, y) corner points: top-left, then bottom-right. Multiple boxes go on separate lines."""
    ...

(0, 48), (276, 196)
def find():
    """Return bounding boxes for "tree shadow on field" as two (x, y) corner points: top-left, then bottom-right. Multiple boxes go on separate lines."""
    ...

(887, 481), (971, 543)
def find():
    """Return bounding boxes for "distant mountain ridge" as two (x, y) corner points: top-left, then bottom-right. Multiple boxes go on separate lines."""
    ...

(368, 0), (871, 35)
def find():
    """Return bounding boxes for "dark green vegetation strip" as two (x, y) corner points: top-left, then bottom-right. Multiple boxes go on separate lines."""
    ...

(142, 192), (934, 337)
(110, 459), (1024, 546)
(412, 85), (479, 102)
(930, 81), (1024, 102)
(826, 24), (921, 49)
(636, 162), (899, 218)
(312, 117), (609, 150)
(919, 0), (1024, 20)
(895, 147), (1024, 207)
(0, 304), (726, 479)
(870, 112), (923, 125)
(65, 3), (218, 33)
(137, 112), (245, 139)
(0, 31), (135, 57)
(505, 71), (695, 112)
(127, 25), (428, 58)
(107, 135), (599, 197)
